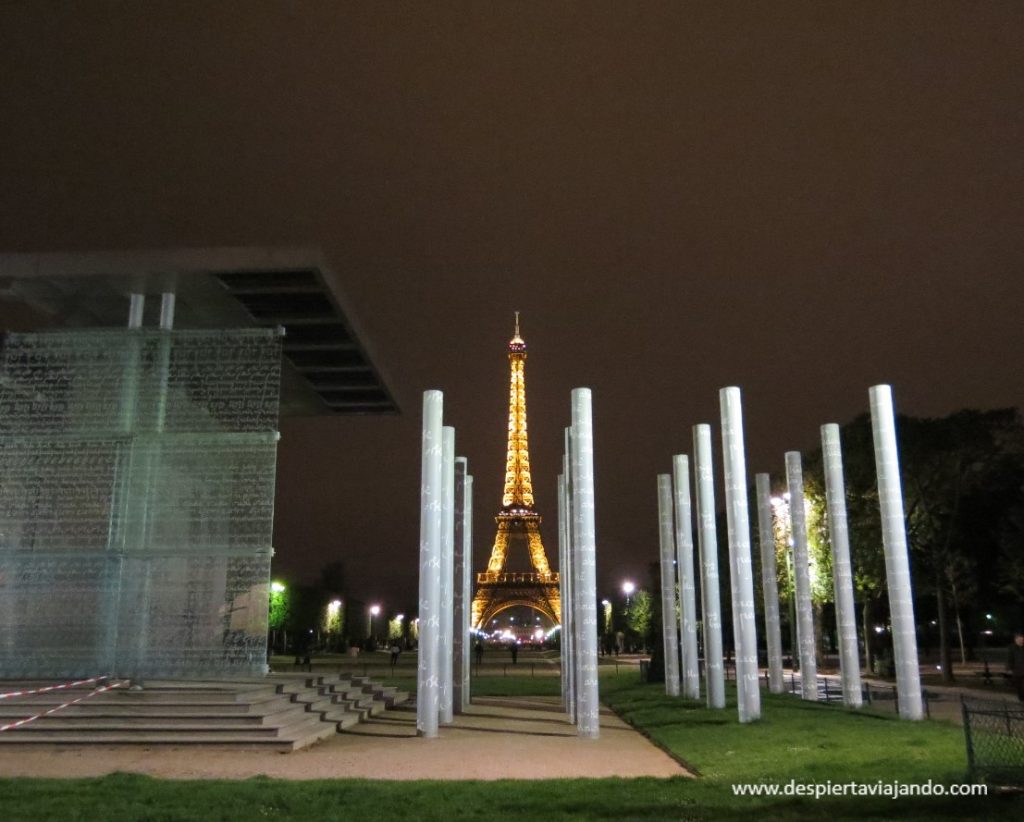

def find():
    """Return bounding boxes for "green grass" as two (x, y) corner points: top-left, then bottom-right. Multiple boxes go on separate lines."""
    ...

(1, 671), (1019, 821)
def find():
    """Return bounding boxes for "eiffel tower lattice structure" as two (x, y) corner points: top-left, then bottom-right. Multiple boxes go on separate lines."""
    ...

(471, 314), (561, 629)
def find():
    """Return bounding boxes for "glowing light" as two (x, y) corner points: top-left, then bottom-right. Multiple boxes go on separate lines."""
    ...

(327, 600), (341, 613)
(396, 614), (404, 622)
(271, 581), (286, 593)
(370, 605), (381, 616)
(622, 581), (635, 595)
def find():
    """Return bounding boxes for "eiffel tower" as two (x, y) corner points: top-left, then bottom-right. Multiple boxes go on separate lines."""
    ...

(471, 314), (561, 629)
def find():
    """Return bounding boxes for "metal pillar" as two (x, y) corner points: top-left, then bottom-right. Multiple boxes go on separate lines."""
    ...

(673, 455), (700, 701)
(453, 457), (471, 714)
(869, 385), (923, 720)
(571, 389), (600, 738)
(821, 424), (863, 708)
(439, 427), (455, 725)
(561, 432), (576, 725)
(719, 387), (761, 722)
(755, 473), (785, 694)
(785, 452), (818, 699)
(693, 424), (725, 709)
(657, 474), (681, 696)
(416, 391), (444, 737)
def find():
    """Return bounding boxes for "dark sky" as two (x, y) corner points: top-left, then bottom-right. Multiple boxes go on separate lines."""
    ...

(1, 3), (1022, 614)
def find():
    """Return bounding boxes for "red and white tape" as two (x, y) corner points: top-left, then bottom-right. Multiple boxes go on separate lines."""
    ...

(0, 680), (125, 732)
(0, 675), (109, 701)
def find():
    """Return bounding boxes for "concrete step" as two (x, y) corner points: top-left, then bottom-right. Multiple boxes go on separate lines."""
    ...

(112, 690), (281, 706)
(321, 709), (361, 730)
(0, 677), (382, 751)
(0, 732), (303, 750)
(321, 685), (375, 706)
(11, 710), (330, 738)
(0, 698), (291, 716)
(0, 705), (312, 727)
(380, 690), (410, 708)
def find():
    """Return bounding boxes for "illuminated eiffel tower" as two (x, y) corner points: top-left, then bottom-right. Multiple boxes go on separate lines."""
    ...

(471, 314), (561, 629)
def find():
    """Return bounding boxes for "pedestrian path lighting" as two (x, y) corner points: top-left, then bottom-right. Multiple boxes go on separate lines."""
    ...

(369, 604), (381, 638)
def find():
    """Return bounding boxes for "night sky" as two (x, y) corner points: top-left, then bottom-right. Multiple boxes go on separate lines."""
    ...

(1, 3), (1022, 615)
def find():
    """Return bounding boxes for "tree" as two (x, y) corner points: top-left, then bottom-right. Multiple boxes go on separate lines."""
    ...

(626, 589), (654, 652)
(268, 583), (290, 631)
(894, 409), (1024, 681)
(798, 408), (1024, 682)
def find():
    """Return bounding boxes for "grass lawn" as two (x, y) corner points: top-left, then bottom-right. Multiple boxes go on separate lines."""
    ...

(1, 671), (1019, 821)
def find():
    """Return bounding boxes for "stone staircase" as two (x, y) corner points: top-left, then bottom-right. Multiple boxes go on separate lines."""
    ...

(0, 672), (408, 751)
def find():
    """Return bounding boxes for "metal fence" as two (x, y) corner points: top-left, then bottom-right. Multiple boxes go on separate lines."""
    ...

(773, 671), (933, 717)
(961, 697), (1024, 785)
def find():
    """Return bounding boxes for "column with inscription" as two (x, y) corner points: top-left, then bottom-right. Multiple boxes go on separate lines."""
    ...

(416, 391), (444, 737)
(562, 431), (577, 725)
(693, 424), (726, 709)
(453, 457), (472, 714)
(719, 387), (761, 722)
(821, 424), (863, 708)
(571, 389), (600, 737)
(755, 473), (785, 694)
(785, 452), (818, 700)
(439, 427), (456, 725)
(869, 385), (923, 720)
(657, 474), (681, 696)
(673, 455), (700, 701)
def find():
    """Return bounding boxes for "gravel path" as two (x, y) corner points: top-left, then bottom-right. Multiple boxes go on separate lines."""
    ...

(0, 696), (689, 781)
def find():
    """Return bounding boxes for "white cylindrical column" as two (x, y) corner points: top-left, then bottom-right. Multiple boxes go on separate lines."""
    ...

(159, 292), (176, 331)
(128, 292), (145, 328)
(719, 387), (761, 723)
(755, 473), (785, 694)
(869, 385), (923, 720)
(672, 455), (700, 701)
(785, 452), (818, 700)
(439, 427), (456, 725)
(657, 474), (681, 696)
(453, 457), (470, 714)
(416, 391), (444, 737)
(693, 424), (725, 709)
(571, 389), (600, 738)
(463, 475), (473, 708)
(821, 424), (863, 708)
(562, 433), (576, 725)
(557, 472), (569, 711)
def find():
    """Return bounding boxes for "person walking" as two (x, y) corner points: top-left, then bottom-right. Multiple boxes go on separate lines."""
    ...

(1007, 631), (1024, 701)
(510, 642), (518, 665)
(389, 642), (401, 669)
(474, 640), (484, 666)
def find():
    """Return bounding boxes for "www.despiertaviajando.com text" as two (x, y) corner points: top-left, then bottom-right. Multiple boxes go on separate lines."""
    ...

(732, 779), (987, 799)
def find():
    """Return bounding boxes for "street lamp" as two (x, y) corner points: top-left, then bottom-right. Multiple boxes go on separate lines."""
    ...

(369, 604), (381, 641)
(622, 581), (635, 608)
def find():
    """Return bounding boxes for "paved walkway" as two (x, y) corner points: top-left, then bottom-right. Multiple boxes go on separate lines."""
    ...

(0, 696), (689, 781)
